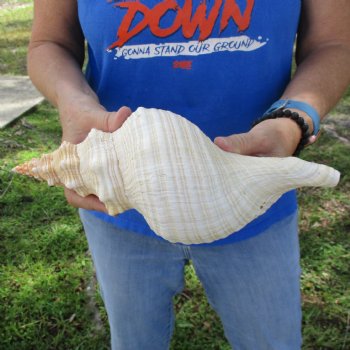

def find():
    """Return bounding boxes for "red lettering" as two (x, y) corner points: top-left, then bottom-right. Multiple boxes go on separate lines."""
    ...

(149, 0), (182, 37)
(221, 0), (255, 32)
(173, 60), (192, 69)
(108, 2), (150, 49)
(180, 0), (222, 41)
(107, 0), (255, 49)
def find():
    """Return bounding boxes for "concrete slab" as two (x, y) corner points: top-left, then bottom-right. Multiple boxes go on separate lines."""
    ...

(0, 75), (44, 128)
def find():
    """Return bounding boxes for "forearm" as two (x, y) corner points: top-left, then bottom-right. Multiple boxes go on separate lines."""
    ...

(282, 43), (350, 121)
(28, 0), (98, 113)
(280, 0), (350, 133)
(27, 42), (98, 110)
(215, 28), (350, 157)
(27, 0), (132, 211)
(28, 41), (115, 145)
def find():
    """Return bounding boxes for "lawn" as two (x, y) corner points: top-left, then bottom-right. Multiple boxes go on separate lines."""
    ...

(1, 2), (349, 349)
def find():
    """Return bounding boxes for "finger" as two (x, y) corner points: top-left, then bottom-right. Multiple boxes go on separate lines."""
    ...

(100, 106), (132, 133)
(64, 188), (108, 213)
(214, 133), (257, 155)
(214, 137), (232, 152)
(306, 134), (317, 146)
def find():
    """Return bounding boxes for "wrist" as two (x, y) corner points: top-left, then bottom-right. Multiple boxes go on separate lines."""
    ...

(270, 118), (302, 155)
(56, 85), (105, 144)
(248, 117), (302, 157)
(55, 79), (100, 111)
(264, 99), (321, 136)
(252, 109), (311, 156)
(289, 108), (314, 134)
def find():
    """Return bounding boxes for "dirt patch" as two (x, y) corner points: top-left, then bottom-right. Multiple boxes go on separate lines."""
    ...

(323, 114), (350, 144)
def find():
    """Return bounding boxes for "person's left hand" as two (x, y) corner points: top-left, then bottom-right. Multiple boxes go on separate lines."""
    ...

(214, 117), (314, 157)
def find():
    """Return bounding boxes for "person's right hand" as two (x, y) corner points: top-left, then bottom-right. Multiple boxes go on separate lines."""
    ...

(58, 94), (132, 213)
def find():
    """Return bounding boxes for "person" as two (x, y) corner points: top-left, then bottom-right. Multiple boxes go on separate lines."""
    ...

(28, 0), (350, 349)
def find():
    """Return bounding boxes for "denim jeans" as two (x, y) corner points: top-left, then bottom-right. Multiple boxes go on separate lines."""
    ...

(79, 209), (302, 350)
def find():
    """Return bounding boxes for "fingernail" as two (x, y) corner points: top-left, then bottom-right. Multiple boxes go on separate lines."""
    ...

(215, 137), (227, 146)
(308, 135), (317, 144)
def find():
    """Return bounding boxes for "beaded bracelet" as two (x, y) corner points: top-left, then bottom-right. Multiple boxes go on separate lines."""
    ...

(264, 99), (320, 136)
(252, 109), (310, 156)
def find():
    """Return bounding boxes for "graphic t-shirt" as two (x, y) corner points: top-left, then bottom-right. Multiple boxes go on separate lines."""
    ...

(77, 0), (301, 245)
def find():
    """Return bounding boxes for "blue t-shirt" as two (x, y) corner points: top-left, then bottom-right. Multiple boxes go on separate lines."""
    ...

(77, 0), (300, 245)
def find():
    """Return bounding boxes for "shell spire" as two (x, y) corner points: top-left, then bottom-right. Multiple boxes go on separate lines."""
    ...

(12, 107), (341, 244)
(12, 141), (79, 187)
(13, 157), (43, 180)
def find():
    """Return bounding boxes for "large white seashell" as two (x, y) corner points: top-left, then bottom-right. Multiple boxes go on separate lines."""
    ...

(13, 107), (340, 244)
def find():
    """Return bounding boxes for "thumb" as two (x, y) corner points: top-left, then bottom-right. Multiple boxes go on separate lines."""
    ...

(96, 106), (132, 133)
(214, 133), (257, 155)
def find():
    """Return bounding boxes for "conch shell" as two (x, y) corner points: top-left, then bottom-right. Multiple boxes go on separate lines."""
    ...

(13, 107), (340, 244)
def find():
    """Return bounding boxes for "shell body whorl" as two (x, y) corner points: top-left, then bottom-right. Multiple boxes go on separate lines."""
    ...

(13, 107), (340, 244)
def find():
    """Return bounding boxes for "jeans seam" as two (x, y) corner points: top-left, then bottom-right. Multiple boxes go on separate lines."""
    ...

(165, 299), (174, 350)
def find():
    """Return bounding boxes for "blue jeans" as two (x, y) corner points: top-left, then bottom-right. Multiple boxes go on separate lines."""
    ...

(79, 209), (302, 350)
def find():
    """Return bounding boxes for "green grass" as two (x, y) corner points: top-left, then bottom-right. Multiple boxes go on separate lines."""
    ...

(333, 86), (350, 116)
(298, 136), (350, 349)
(0, 105), (110, 349)
(1, 2), (350, 349)
(0, 0), (33, 75)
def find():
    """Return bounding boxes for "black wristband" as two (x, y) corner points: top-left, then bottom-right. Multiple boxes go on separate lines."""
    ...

(252, 109), (311, 156)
